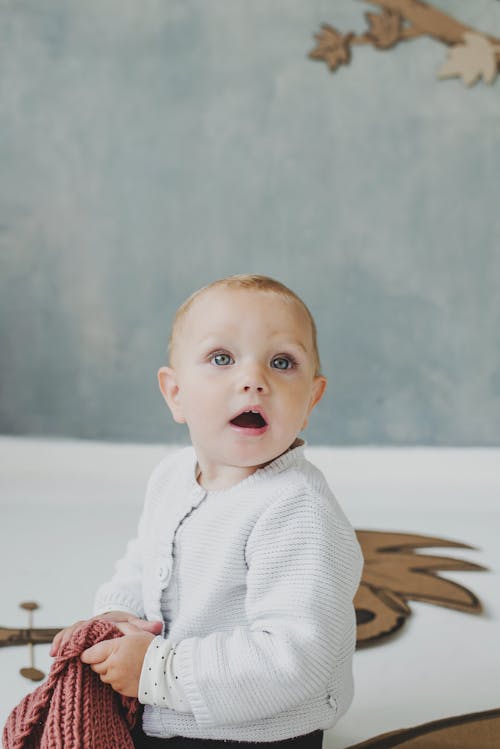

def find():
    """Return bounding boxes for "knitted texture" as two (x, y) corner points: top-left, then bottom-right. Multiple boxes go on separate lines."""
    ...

(95, 444), (364, 742)
(2, 619), (141, 749)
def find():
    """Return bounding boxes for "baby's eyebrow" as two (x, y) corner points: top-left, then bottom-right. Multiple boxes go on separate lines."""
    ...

(270, 339), (308, 355)
(196, 336), (309, 354)
(197, 336), (228, 349)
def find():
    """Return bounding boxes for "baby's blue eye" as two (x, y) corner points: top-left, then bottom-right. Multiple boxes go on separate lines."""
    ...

(272, 356), (293, 370)
(212, 353), (233, 366)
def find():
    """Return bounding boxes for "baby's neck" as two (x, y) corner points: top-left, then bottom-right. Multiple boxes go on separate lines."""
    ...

(195, 463), (257, 492)
(195, 438), (303, 492)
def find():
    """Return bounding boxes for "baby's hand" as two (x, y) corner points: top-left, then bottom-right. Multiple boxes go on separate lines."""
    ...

(49, 612), (163, 657)
(80, 630), (155, 698)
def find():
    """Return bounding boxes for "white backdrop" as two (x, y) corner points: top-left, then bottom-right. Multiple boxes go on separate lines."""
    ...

(1, 438), (499, 747)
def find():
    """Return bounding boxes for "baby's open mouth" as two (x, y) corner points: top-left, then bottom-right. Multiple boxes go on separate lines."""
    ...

(230, 410), (268, 429)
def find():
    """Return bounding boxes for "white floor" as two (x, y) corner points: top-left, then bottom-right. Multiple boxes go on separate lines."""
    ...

(1, 437), (499, 748)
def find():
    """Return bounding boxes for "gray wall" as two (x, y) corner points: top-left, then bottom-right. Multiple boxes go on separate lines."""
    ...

(1, 1), (499, 445)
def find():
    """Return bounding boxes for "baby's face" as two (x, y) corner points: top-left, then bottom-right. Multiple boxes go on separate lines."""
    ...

(159, 287), (326, 477)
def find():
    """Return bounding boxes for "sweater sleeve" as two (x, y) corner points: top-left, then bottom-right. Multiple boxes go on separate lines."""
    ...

(92, 534), (145, 618)
(172, 491), (363, 728)
(92, 455), (171, 618)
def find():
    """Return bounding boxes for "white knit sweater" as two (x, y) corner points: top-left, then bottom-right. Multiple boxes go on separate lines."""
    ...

(93, 442), (363, 742)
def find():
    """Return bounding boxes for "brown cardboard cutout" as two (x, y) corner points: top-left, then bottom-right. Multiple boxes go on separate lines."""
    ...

(345, 707), (500, 748)
(309, 0), (500, 86)
(355, 531), (486, 646)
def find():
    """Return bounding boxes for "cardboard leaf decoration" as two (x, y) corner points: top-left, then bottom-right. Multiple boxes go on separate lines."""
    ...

(355, 531), (486, 646)
(310, 0), (500, 87)
(365, 9), (402, 49)
(345, 707), (500, 749)
(438, 32), (500, 86)
(309, 24), (352, 71)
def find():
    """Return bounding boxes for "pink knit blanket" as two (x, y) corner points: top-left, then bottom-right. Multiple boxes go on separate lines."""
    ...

(3, 619), (141, 749)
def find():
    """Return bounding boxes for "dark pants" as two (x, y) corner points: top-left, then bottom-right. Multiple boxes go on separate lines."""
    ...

(132, 726), (323, 749)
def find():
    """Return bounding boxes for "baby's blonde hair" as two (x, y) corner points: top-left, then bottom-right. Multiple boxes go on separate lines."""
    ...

(167, 274), (322, 377)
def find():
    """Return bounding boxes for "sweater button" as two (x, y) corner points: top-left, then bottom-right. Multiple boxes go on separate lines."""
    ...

(158, 564), (171, 582)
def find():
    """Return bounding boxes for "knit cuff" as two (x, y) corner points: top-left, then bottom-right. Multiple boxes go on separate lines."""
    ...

(93, 603), (142, 618)
(173, 637), (214, 726)
(93, 591), (144, 619)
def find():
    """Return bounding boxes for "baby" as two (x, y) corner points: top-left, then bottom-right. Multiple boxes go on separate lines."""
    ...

(50, 274), (363, 749)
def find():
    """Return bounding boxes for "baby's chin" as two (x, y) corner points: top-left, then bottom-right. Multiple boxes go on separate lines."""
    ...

(229, 440), (301, 469)
(264, 439), (302, 464)
(193, 431), (302, 471)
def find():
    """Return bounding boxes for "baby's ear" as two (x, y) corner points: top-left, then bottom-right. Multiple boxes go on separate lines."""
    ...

(157, 366), (186, 424)
(302, 375), (327, 429)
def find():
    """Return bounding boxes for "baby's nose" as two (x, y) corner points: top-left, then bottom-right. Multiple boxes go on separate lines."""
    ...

(240, 364), (269, 393)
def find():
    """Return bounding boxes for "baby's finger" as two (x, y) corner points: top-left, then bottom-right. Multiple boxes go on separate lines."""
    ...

(98, 671), (112, 686)
(51, 631), (72, 656)
(114, 621), (142, 636)
(89, 659), (109, 675)
(81, 639), (115, 664)
(129, 618), (163, 634)
(49, 632), (63, 656)
(50, 621), (86, 656)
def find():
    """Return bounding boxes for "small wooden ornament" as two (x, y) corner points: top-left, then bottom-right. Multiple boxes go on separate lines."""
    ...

(19, 601), (45, 681)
